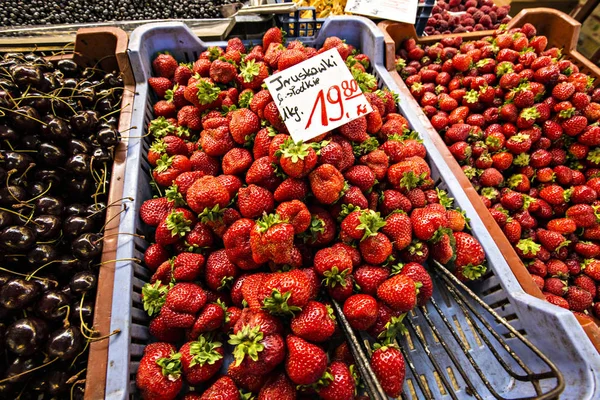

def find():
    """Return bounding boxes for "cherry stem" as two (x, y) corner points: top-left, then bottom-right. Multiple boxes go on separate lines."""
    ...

(59, 304), (71, 327)
(0, 266), (57, 284)
(88, 196), (134, 217)
(24, 181), (52, 204)
(0, 357), (58, 384)
(0, 206), (41, 226)
(26, 259), (73, 281)
(0, 107), (47, 126)
(98, 204), (127, 232)
(94, 257), (141, 267)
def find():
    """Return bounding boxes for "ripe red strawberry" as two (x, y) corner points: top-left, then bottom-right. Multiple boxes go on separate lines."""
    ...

(314, 245), (353, 287)
(155, 209), (195, 246)
(309, 164), (346, 205)
(317, 361), (356, 400)
(141, 197), (174, 227)
(237, 184), (274, 219)
(153, 53), (179, 78)
(154, 99), (177, 117)
(479, 168), (504, 187)
(285, 335), (328, 385)
(277, 139), (318, 178)
(258, 371), (296, 400)
(205, 249), (239, 291)
(545, 293), (569, 309)
(370, 344), (406, 398)
(250, 213), (296, 265)
(165, 283), (206, 315)
(262, 27), (283, 51)
(199, 376), (238, 400)
(453, 232), (486, 281)
(343, 294), (378, 330)
(136, 342), (182, 400)
(149, 314), (183, 343)
(144, 243), (170, 272)
(583, 259), (600, 281)
(258, 269), (311, 315)
(180, 336), (224, 385)
(359, 232), (393, 265)
(352, 265), (390, 296)
(537, 229), (569, 252)
(377, 274), (418, 312)
(186, 175), (230, 214)
(189, 302), (227, 338)
(229, 108), (260, 145)
(410, 206), (448, 241)
(291, 300), (336, 342)
(395, 262), (433, 306)
(566, 286), (593, 311)
(153, 154), (192, 187)
(246, 156), (282, 192)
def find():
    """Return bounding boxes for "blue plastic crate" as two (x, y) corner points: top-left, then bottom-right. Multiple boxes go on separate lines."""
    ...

(106, 16), (600, 399)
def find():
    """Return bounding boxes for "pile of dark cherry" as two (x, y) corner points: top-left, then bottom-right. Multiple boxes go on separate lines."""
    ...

(0, 52), (123, 398)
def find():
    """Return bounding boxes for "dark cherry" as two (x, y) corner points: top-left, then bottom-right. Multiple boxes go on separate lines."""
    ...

(47, 326), (82, 360)
(4, 355), (42, 384)
(65, 176), (93, 196)
(71, 299), (94, 324)
(69, 271), (97, 293)
(35, 291), (69, 320)
(31, 277), (58, 293)
(21, 134), (41, 150)
(104, 71), (123, 88)
(27, 181), (51, 197)
(65, 203), (87, 216)
(21, 91), (51, 112)
(91, 146), (113, 164)
(34, 169), (62, 186)
(36, 72), (59, 93)
(40, 117), (71, 141)
(71, 233), (102, 260)
(0, 125), (17, 141)
(10, 64), (42, 87)
(57, 59), (79, 76)
(97, 127), (120, 147)
(0, 209), (13, 229)
(0, 273), (11, 287)
(0, 90), (12, 108)
(39, 143), (66, 166)
(5, 318), (48, 356)
(4, 152), (34, 172)
(63, 215), (94, 238)
(33, 215), (61, 239)
(9, 106), (41, 132)
(0, 226), (36, 251)
(0, 77), (20, 95)
(0, 278), (40, 309)
(66, 154), (91, 175)
(47, 370), (70, 395)
(27, 244), (58, 265)
(0, 186), (27, 206)
(78, 86), (96, 106)
(34, 196), (64, 216)
(68, 138), (91, 155)
(85, 202), (106, 224)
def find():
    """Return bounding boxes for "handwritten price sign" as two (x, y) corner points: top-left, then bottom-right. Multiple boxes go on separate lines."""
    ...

(264, 48), (373, 142)
(345, 0), (418, 24)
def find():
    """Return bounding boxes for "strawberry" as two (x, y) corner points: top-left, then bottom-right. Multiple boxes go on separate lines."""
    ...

(189, 302), (227, 338)
(153, 53), (179, 78)
(149, 77), (173, 98)
(370, 344), (406, 398)
(165, 283), (206, 315)
(136, 343), (182, 400)
(229, 108), (260, 145)
(343, 294), (379, 330)
(153, 154), (192, 187)
(149, 314), (183, 343)
(172, 252), (205, 281)
(309, 164), (346, 205)
(314, 245), (354, 287)
(359, 232), (393, 265)
(144, 243), (170, 272)
(276, 138), (318, 178)
(186, 175), (230, 214)
(228, 310), (285, 376)
(154, 100), (177, 117)
(377, 274), (418, 312)
(141, 197), (174, 227)
(316, 361), (356, 400)
(246, 156), (282, 192)
(259, 269), (311, 315)
(395, 262), (433, 306)
(237, 184), (274, 219)
(453, 232), (486, 281)
(537, 229), (569, 252)
(250, 213), (296, 265)
(258, 371), (296, 400)
(583, 259), (600, 281)
(238, 60), (269, 90)
(479, 168), (504, 187)
(180, 336), (224, 385)
(285, 335), (328, 385)
(262, 27), (283, 51)
(566, 286), (593, 311)
(410, 206), (449, 241)
(291, 300), (336, 342)
(205, 249), (239, 291)
(199, 376), (239, 400)
(155, 209), (195, 246)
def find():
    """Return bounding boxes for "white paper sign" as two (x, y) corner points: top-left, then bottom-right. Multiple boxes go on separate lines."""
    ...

(264, 49), (372, 143)
(345, 0), (418, 24)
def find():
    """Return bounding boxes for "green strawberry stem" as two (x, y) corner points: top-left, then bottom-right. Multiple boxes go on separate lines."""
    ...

(141, 281), (169, 317)
(322, 266), (350, 288)
(189, 336), (223, 368)
(357, 210), (387, 241)
(262, 288), (301, 316)
(166, 210), (192, 237)
(156, 352), (182, 381)
(228, 325), (265, 366)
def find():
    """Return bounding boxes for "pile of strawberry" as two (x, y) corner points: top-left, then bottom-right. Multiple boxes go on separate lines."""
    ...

(396, 23), (600, 318)
(134, 27), (487, 399)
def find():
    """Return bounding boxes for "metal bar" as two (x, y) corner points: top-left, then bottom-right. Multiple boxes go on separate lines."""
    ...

(432, 261), (565, 400)
(404, 318), (462, 400)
